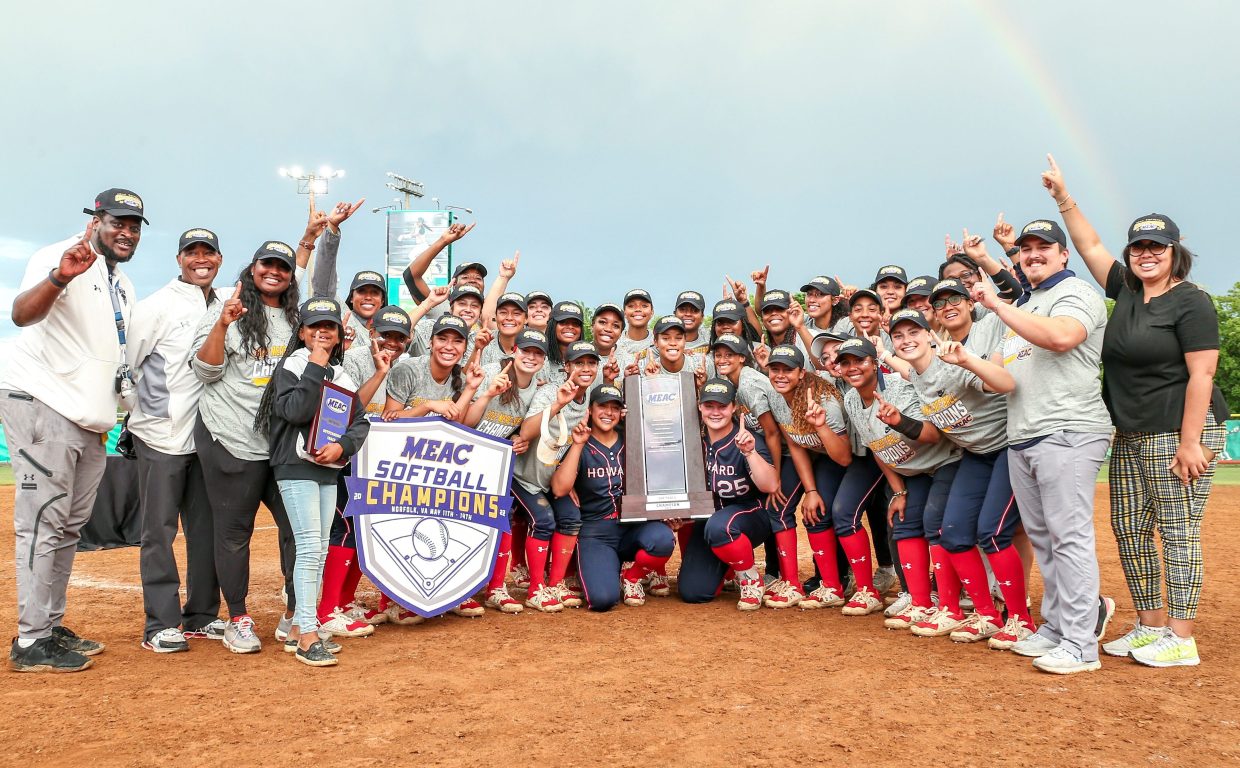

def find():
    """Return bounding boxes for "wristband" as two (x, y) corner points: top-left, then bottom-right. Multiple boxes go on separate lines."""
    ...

(298, 240), (316, 250)
(1004, 246), (1019, 257)
(47, 269), (68, 289)
(805, 489), (819, 495)
(892, 413), (923, 441)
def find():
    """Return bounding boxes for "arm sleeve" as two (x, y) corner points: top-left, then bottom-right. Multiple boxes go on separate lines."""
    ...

(312, 228), (340, 299)
(1104, 261), (1126, 300)
(990, 267), (1024, 303)
(272, 362), (328, 425)
(1174, 287), (1222, 353)
(189, 302), (228, 383)
(402, 266), (429, 304)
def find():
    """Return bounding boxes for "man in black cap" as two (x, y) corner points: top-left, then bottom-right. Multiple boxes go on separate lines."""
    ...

(1, 189), (146, 671)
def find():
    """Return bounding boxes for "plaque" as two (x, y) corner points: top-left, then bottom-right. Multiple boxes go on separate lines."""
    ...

(307, 379), (358, 455)
(621, 371), (716, 521)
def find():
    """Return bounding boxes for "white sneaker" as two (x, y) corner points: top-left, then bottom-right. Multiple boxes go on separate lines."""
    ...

(949, 612), (1004, 643)
(552, 583), (582, 608)
(485, 586), (524, 614)
(763, 579), (804, 609)
(622, 579), (646, 607)
(884, 591), (912, 619)
(841, 586), (884, 616)
(525, 585), (565, 613)
(511, 565), (531, 590)
(320, 610), (376, 638)
(142, 627), (189, 654)
(1102, 622), (1171, 657)
(884, 603), (935, 631)
(1130, 633), (1200, 668)
(223, 616), (261, 654)
(1032, 647), (1101, 675)
(644, 573), (672, 597)
(988, 615), (1036, 651)
(1011, 632), (1059, 658)
(384, 604), (425, 625)
(799, 584), (845, 610)
(737, 579), (764, 611)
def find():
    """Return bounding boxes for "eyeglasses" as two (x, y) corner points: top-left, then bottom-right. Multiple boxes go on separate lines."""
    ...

(1129, 242), (1168, 256)
(931, 294), (967, 310)
(950, 268), (978, 282)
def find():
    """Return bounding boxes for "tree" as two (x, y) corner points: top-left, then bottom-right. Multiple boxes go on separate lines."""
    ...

(1213, 281), (1240, 415)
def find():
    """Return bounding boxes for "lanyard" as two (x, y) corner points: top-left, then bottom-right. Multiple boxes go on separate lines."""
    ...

(106, 267), (128, 359)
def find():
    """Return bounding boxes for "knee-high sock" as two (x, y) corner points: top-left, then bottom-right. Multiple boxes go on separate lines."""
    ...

(317, 545), (353, 622)
(526, 536), (551, 591)
(488, 532), (513, 591)
(623, 549), (670, 583)
(547, 532), (578, 588)
(839, 531), (876, 593)
(806, 530), (842, 590)
(930, 544), (962, 616)
(947, 547), (999, 618)
(662, 524), (694, 576)
(774, 528), (800, 585)
(711, 535), (756, 573)
(341, 550), (364, 607)
(986, 545), (1032, 624)
(896, 537), (932, 608)
(512, 517), (528, 568)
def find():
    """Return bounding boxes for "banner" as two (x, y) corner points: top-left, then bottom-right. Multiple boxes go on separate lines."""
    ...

(385, 210), (455, 312)
(344, 417), (513, 618)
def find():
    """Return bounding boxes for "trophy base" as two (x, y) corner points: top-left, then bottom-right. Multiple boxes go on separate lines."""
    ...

(620, 492), (717, 522)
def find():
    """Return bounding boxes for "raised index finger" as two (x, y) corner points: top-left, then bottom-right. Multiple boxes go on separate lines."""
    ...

(232, 281), (243, 299)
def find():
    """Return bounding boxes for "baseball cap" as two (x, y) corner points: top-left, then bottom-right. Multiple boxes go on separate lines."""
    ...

(889, 308), (930, 333)
(653, 315), (686, 335)
(929, 278), (970, 302)
(449, 285), (484, 304)
(564, 340), (601, 362)
(1016, 219), (1067, 247)
(767, 344), (805, 369)
(551, 301), (584, 323)
(593, 302), (624, 324)
(85, 188), (149, 224)
(849, 287), (883, 307)
(372, 306), (413, 336)
(431, 314), (469, 339)
(452, 261), (488, 279)
(252, 241), (296, 269)
(178, 228), (219, 253)
(300, 297), (342, 327)
(836, 336), (878, 360)
(525, 290), (553, 305)
(801, 275), (841, 296)
(903, 275), (935, 300)
(711, 333), (750, 356)
(873, 265), (908, 285)
(1127, 213), (1180, 246)
(514, 328), (549, 353)
(760, 290), (791, 311)
(699, 378), (737, 405)
(675, 290), (705, 311)
(590, 384), (624, 406)
(623, 288), (653, 306)
(497, 292), (528, 312)
(348, 270), (386, 294)
(712, 299), (745, 322)
(809, 331), (851, 361)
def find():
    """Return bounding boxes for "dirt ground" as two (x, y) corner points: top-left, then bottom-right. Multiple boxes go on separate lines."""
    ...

(1, 486), (1238, 768)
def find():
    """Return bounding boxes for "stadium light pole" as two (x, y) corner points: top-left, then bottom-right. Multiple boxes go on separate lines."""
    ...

(277, 165), (345, 212)
(385, 172), (425, 209)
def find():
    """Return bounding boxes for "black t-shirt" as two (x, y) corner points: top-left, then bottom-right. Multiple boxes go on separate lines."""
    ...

(1101, 262), (1228, 432)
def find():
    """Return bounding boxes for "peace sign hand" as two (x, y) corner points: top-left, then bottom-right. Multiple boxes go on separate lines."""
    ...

(371, 339), (395, 374)
(58, 221), (98, 280)
(218, 282), (246, 326)
(1042, 153), (1067, 201)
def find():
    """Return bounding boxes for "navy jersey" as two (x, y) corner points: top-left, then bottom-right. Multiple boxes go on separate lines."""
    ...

(573, 435), (626, 522)
(703, 422), (772, 508)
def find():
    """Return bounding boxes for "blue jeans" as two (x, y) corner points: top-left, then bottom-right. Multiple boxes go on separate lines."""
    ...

(277, 479), (336, 634)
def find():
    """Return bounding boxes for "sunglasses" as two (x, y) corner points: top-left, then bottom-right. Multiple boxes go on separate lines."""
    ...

(931, 294), (968, 310)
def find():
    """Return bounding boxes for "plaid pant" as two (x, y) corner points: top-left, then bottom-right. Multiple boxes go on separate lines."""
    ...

(1109, 416), (1227, 620)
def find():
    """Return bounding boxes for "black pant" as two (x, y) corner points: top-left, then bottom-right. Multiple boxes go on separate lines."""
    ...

(194, 416), (296, 618)
(134, 435), (221, 639)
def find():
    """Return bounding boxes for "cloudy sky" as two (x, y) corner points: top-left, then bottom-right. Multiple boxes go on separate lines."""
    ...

(1, 0), (1236, 357)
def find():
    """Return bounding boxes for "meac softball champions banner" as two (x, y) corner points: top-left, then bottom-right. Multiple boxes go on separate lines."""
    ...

(344, 417), (514, 618)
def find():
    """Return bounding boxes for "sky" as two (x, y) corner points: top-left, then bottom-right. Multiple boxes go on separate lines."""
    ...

(1, 0), (1237, 356)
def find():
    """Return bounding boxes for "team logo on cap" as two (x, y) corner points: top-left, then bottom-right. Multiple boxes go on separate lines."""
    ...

(906, 277), (929, 291)
(307, 298), (337, 312)
(264, 241), (294, 257)
(704, 382), (730, 396)
(879, 266), (902, 276)
(715, 301), (739, 313)
(521, 329), (547, 343)
(677, 291), (703, 301)
(380, 310), (409, 326)
(439, 316), (466, 328)
(1023, 221), (1054, 233)
(500, 292), (525, 304)
(839, 339), (866, 353)
(569, 341), (596, 354)
(556, 302), (582, 315)
(357, 271), (383, 282)
(771, 347), (797, 359)
(1132, 218), (1167, 232)
(454, 285), (482, 297)
(716, 333), (742, 345)
(765, 290), (788, 301)
(891, 309), (924, 325)
(597, 385), (621, 398)
(184, 229), (215, 240)
(114, 192), (142, 208)
(932, 279), (958, 294)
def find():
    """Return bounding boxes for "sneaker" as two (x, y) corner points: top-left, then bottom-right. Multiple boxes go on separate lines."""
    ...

(511, 564), (531, 590)
(142, 627), (189, 654)
(911, 606), (966, 636)
(485, 587), (525, 614)
(764, 580), (804, 609)
(950, 612), (1004, 643)
(841, 586), (883, 616)
(321, 610), (376, 637)
(551, 584), (582, 609)
(295, 640), (338, 667)
(799, 584), (845, 610)
(284, 635), (342, 654)
(884, 603), (935, 630)
(50, 626), (104, 656)
(645, 573), (672, 597)
(451, 598), (486, 618)
(9, 637), (93, 673)
(1011, 632), (1059, 658)
(884, 592), (912, 619)
(1102, 623), (1172, 658)
(274, 613), (293, 642)
(344, 602), (388, 625)
(184, 619), (227, 640)
(525, 585), (565, 613)
(1095, 595), (1116, 640)
(1032, 646), (1101, 675)
(223, 616), (262, 654)
(622, 579), (646, 607)
(1130, 634), (1200, 668)
(988, 616), (1036, 651)
(737, 578), (763, 612)
(385, 605), (426, 626)
(873, 566), (899, 596)
(564, 575), (584, 595)
(762, 578), (786, 605)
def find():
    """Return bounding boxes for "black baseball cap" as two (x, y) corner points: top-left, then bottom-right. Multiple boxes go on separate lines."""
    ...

(699, 378), (737, 405)
(903, 275), (935, 300)
(929, 278), (970, 302)
(349, 270), (386, 294)
(801, 276), (841, 296)
(1016, 219), (1067, 248)
(449, 285), (484, 304)
(372, 306), (413, 336)
(767, 344), (805, 369)
(809, 331), (851, 362)
(514, 328), (549, 353)
(252, 241), (296, 269)
(85, 188), (149, 224)
(760, 290), (791, 311)
(178, 228), (219, 253)
(711, 333), (750, 356)
(675, 290), (705, 311)
(497, 292), (528, 312)
(552, 301), (584, 323)
(431, 314), (469, 339)
(873, 265), (908, 285)
(300, 296), (343, 326)
(1127, 214), (1180, 247)
(564, 340), (601, 361)
(590, 384), (624, 406)
(525, 290), (553, 305)
(836, 336), (877, 360)
(623, 288), (653, 306)
(653, 315), (685, 335)
(849, 288), (883, 307)
(712, 299), (745, 322)
(593, 302), (624, 324)
(452, 261), (487, 279)
(889, 308), (930, 333)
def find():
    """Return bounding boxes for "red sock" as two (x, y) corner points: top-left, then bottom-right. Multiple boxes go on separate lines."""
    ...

(839, 531), (876, 593)
(930, 544), (961, 616)
(341, 549), (363, 607)
(806, 530), (842, 590)
(711, 535), (755, 572)
(623, 549), (669, 583)
(511, 517), (528, 568)
(378, 593), (391, 612)
(947, 547), (998, 618)
(724, 567), (736, 582)
(526, 536), (551, 590)
(546, 532), (578, 588)
(488, 532), (513, 591)
(895, 537), (932, 607)
(987, 545), (1032, 624)
(317, 545), (353, 622)
(774, 528), (800, 585)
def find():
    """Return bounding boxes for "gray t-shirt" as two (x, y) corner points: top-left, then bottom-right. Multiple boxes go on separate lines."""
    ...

(513, 384), (589, 494)
(385, 356), (455, 409)
(342, 346), (387, 416)
(615, 332), (653, 362)
(472, 362), (540, 439)
(1000, 275), (1113, 443)
(412, 316), (476, 365)
(191, 301), (294, 461)
(769, 385), (847, 455)
(844, 375), (961, 476)
(907, 356), (1008, 455)
(963, 311), (1006, 359)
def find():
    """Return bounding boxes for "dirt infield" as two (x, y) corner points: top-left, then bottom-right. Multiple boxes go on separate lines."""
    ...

(1, 486), (1238, 768)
